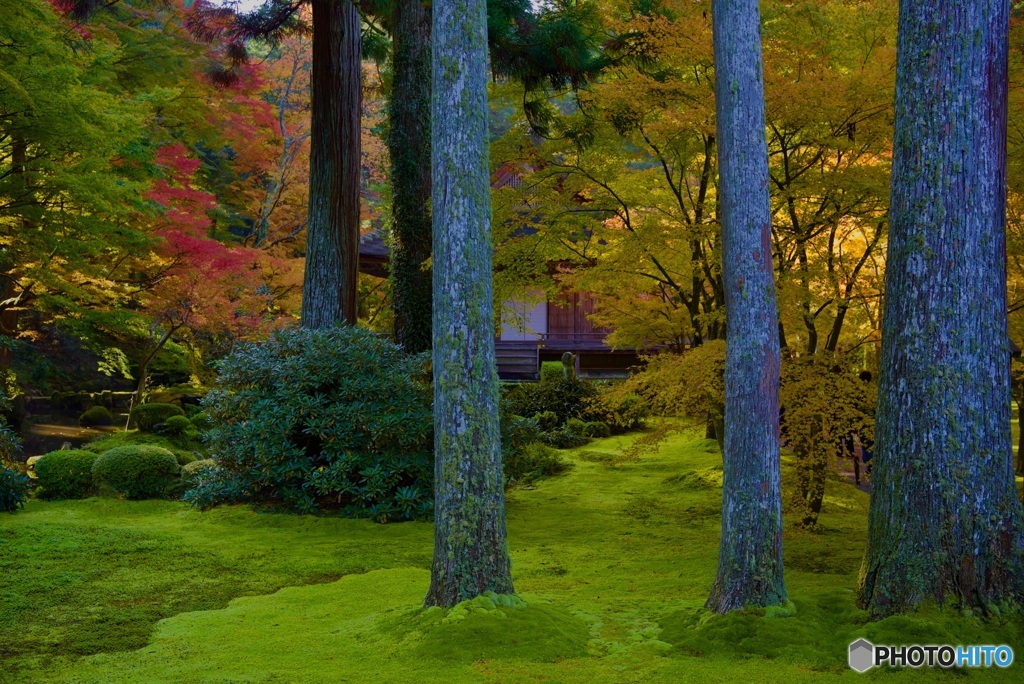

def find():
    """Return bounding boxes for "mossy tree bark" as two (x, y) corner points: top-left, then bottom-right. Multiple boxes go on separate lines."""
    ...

(425, 0), (515, 608)
(388, 0), (433, 353)
(301, 0), (361, 328)
(858, 0), (1024, 617)
(705, 0), (788, 614)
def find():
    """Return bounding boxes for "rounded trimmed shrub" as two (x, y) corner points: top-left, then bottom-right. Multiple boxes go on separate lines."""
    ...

(565, 418), (587, 435)
(186, 326), (433, 521)
(129, 403), (184, 432)
(159, 415), (193, 437)
(582, 421), (611, 439)
(78, 406), (114, 427)
(35, 449), (100, 499)
(92, 445), (180, 500)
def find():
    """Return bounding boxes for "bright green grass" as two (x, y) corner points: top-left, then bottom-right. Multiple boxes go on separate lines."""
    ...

(2, 427), (1022, 683)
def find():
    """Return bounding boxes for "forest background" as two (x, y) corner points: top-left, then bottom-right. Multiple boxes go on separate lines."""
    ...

(3, 0), (1024, 417)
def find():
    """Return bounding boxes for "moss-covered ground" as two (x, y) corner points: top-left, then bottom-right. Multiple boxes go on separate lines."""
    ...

(2, 427), (1022, 682)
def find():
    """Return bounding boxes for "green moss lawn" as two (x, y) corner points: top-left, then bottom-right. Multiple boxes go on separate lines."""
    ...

(2, 426), (1021, 682)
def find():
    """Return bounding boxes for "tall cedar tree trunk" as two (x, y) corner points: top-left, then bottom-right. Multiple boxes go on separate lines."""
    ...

(705, 0), (788, 614)
(858, 0), (1024, 616)
(301, 0), (361, 328)
(1017, 391), (1024, 477)
(388, 0), (433, 353)
(424, 0), (515, 607)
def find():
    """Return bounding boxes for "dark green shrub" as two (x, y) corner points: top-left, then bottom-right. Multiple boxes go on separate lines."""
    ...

(129, 403), (184, 432)
(1, 395), (22, 462)
(92, 445), (180, 500)
(159, 415), (193, 437)
(501, 414), (542, 455)
(35, 449), (99, 499)
(79, 405), (114, 427)
(582, 421), (611, 439)
(0, 395), (28, 513)
(503, 375), (598, 426)
(181, 458), (217, 490)
(190, 411), (213, 431)
(533, 410), (559, 431)
(185, 326), (433, 521)
(504, 443), (571, 485)
(542, 427), (590, 450)
(1, 466), (30, 512)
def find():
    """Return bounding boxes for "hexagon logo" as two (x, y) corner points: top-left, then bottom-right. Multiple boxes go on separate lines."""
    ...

(849, 638), (875, 672)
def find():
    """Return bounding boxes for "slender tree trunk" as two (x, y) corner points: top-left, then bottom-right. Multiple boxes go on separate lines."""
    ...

(798, 244), (817, 355)
(795, 418), (827, 528)
(11, 135), (36, 232)
(388, 0), (434, 354)
(133, 325), (178, 406)
(859, 0), (1024, 616)
(823, 303), (847, 353)
(705, 0), (787, 614)
(301, 0), (361, 328)
(425, 0), (515, 608)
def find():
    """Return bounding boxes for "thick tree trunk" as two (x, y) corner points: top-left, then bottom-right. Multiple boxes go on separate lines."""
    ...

(388, 0), (434, 354)
(425, 0), (515, 608)
(859, 0), (1024, 616)
(301, 0), (361, 328)
(1017, 393), (1024, 476)
(705, 0), (787, 614)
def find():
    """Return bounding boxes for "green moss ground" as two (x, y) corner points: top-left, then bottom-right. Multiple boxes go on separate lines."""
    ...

(2, 427), (1022, 682)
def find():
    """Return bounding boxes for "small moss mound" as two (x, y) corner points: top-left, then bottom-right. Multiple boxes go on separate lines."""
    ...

(92, 445), (180, 500)
(658, 592), (867, 672)
(129, 403), (184, 432)
(663, 467), (723, 490)
(171, 450), (197, 466)
(392, 593), (591, 664)
(78, 406), (114, 427)
(34, 449), (99, 499)
(190, 411), (213, 431)
(576, 450), (615, 463)
(181, 458), (216, 489)
(159, 414), (193, 437)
